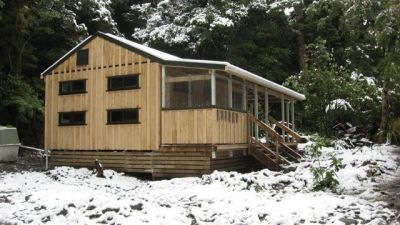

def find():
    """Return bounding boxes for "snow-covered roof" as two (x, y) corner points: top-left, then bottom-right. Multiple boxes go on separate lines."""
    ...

(41, 32), (305, 101)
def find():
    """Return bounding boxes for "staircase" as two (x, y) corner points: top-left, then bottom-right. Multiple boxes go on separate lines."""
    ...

(247, 114), (305, 169)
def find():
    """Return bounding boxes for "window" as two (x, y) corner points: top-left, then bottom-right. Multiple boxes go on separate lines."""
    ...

(107, 108), (139, 124)
(216, 73), (230, 108)
(165, 67), (211, 109)
(59, 111), (86, 126)
(107, 74), (139, 91)
(59, 80), (86, 95)
(232, 79), (244, 111)
(76, 49), (89, 66)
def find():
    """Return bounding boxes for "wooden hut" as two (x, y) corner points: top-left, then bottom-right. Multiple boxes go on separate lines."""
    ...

(41, 32), (306, 178)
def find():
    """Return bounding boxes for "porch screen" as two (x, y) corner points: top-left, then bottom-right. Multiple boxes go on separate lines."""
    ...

(165, 67), (211, 109)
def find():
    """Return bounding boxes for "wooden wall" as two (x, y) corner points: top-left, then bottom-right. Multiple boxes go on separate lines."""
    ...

(161, 108), (247, 145)
(215, 109), (247, 144)
(44, 36), (161, 151)
(161, 109), (215, 144)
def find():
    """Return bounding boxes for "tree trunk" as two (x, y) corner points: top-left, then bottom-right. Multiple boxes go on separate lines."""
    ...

(378, 78), (389, 143)
(297, 31), (306, 71)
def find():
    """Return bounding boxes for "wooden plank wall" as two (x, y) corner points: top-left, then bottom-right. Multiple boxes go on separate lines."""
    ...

(215, 109), (247, 144)
(51, 147), (259, 178)
(44, 37), (161, 151)
(52, 150), (153, 173)
(161, 109), (247, 145)
(51, 148), (212, 178)
(161, 109), (216, 144)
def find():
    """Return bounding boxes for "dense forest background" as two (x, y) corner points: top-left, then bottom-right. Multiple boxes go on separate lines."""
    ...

(0, 0), (399, 147)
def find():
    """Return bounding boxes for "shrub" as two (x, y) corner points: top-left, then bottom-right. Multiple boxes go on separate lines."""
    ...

(307, 138), (343, 191)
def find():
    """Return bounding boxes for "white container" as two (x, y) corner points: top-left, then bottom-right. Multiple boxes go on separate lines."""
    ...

(0, 126), (20, 162)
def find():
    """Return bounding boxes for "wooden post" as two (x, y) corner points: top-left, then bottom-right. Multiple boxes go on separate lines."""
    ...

(45, 149), (49, 170)
(291, 100), (295, 131)
(265, 88), (269, 142)
(228, 74), (233, 108)
(242, 79), (247, 111)
(254, 84), (259, 139)
(188, 73), (192, 107)
(211, 69), (216, 106)
(161, 65), (166, 108)
(281, 95), (285, 142)
(286, 101), (290, 142)
(275, 141), (280, 163)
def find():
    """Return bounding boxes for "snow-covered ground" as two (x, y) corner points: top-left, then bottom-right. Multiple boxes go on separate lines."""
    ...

(0, 143), (399, 225)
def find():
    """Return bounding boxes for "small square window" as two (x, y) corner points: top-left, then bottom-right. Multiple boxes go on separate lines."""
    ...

(76, 49), (89, 66)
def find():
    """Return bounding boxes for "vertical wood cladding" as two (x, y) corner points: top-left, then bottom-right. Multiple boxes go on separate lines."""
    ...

(44, 37), (161, 151)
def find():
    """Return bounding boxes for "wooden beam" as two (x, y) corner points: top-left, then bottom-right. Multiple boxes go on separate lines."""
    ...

(228, 74), (233, 108)
(242, 79), (247, 111)
(291, 100), (295, 131)
(286, 101), (290, 142)
(248, 115), (284, 142)
(254, 84), (259, 138)
(211, 69), (216, 106)
(281, 95), (285, 141)
(268, 116), (303, 142)
(265, 88), (269, 124)
(162, 65), (166, 108)
(166, 74), (210, 83)
(265, 88), (269, 142)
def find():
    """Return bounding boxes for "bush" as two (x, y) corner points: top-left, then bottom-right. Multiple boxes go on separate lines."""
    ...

(388, 118), (400, 144)
(307, 138), (343, 191)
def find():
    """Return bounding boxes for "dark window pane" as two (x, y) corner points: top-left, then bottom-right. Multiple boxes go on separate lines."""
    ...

(72, 80), (85, 91)
(124, 76), (138, 87)
(108, 109), (139, 124)
(216, 76), (229, 108)
(110, 77), (123, 89)
(59, 80), (86, 95)
(60, 82), (71, 93)
(108, 75), (139, 91)
(124, 110), (137, 121)
(192, 80), (211, 107)
(76, 49), (89, 66)
(169, 82), (189, 108)
(60, 113), (72, 124)
(59, 112), (85, 125)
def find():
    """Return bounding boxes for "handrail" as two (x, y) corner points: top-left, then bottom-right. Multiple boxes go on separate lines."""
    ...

(251, 137), (291, 164)
(248, 114), (284, 142)
(268, 116), (303, 142)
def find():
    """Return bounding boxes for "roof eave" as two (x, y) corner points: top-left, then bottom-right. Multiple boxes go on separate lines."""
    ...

(225, 64), (306, 101)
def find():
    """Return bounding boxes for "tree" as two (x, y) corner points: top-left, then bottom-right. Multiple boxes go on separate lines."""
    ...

(346, 0), (400, 142)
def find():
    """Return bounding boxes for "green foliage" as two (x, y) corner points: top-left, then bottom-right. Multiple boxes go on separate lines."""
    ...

(307, 138), (343, 191)
(387, 118), (400, 144)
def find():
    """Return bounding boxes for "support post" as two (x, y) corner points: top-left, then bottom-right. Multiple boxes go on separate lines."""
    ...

(45, 149), (49, 170)
(291, 100), (295, 131)
(188, 73), (192, 107)
(281, 95), (285, 142)
(286, 101), (290, 142)
(228, 74), (232, 108)
(211, 69), (216, 106)
(265, 88), (269, 142)
(254, 84), (259, 139)
(242, 80), (247, 111)
(161, 66), (166, 108)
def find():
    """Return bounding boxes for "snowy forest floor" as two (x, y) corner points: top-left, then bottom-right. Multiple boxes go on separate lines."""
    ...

(0, 143), (399, 225)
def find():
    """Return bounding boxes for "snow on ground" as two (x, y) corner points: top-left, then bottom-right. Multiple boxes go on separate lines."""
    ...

(0, 144), (399, 225)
